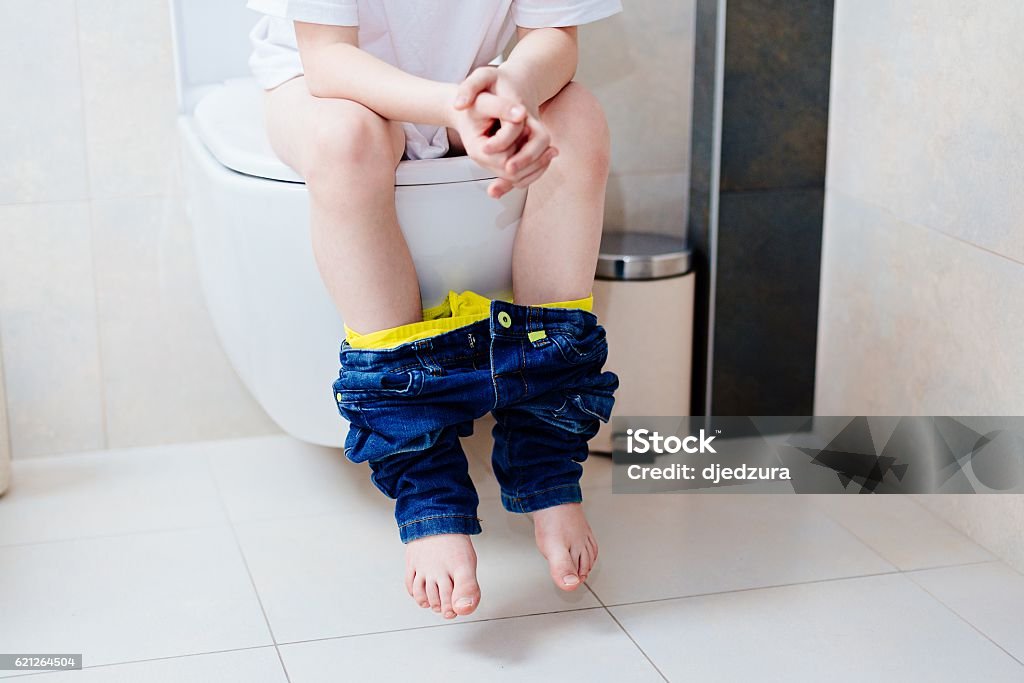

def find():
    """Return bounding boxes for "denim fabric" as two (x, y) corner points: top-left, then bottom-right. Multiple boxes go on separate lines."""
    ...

(334, 300), (618, 543)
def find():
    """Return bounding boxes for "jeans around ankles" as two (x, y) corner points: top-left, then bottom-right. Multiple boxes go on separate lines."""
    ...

(333, 300), (618, 543)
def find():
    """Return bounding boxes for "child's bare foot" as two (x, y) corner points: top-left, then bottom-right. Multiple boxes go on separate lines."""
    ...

(532, 503), (598, 590)
(404, 534), (481, 619)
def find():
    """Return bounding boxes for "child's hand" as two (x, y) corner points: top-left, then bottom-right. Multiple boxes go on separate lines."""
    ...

(449, 91), (531, 198)
(454, 67), (559, 199)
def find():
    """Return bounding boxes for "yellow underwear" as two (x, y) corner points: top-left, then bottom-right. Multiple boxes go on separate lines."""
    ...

(345, 290), (593, 350)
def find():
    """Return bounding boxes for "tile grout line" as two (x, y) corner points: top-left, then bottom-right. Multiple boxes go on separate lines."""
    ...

(202, 455), (293, 683)
(0, 644), (280, 680)
(0, 323), (11, 466)
(586, 557), (1008, 614)
(0, 192), (185, 210)
(804, 498), (904, 572)
(906, 574), (1024, 669)
(828, 186), (1024, 269)
(0, 520), (233, 551)
(584, 582), (670, 682)
(905, 496), (1024, 577)
(71, 0), (110, 453)
(7, 433), (295, 464)
(595, 568), (905, 611)
(273, 606), (611, 647)
(813, 494), (1005, 574)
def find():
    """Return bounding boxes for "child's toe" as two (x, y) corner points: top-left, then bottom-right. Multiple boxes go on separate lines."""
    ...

(452, 570), (481, 616)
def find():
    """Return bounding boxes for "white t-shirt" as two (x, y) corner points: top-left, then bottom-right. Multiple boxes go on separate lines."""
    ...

(246, 0), (622, 159)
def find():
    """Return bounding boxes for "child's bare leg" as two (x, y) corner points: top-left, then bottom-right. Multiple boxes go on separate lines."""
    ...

(265, 78), (479, 618)
(512, 82), (610, 306)
(513, 83), (611, 589)
(264, 76), (422, 333)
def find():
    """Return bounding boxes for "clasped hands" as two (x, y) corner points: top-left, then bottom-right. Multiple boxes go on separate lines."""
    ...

(448, 66), (558, 199)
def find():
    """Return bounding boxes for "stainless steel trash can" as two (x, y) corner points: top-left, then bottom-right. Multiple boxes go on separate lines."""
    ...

(592, 232), (695, 453)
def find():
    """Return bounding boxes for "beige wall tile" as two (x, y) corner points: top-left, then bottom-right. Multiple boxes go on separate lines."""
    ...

(816, 190), (1024, 416)
(0, 0), (89, 204)
(578, 1), (694, 178)
(0, 347), (9, 493)
(76, 0), (181, 199)
(605, 171), (688, 236)
(90, 196), (279, 448)
(0, 203), (106, 457)
(828, 0), (1024, 262)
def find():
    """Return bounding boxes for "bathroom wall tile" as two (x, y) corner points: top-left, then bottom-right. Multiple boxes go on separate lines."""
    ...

(90, 196), (279, 448)
(719, 0), (834, 192)
(828, 0), (1024, 263)
(76, 0), (181, 199)
(0, 203), (106, 458)
(604, 171), (688, 237)
(0, 0), (89, 203)
(815, 190), (1024, 415)
(713, 188), (824, 415)
(0, 350), (9, 493)
(578, 0), (695, 177)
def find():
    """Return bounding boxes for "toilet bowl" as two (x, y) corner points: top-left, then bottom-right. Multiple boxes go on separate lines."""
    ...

(172, 4), (525, 447)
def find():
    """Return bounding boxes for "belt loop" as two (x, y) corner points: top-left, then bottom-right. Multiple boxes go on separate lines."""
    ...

(412, 338), (443, 376)
(526, 305), (540, 334)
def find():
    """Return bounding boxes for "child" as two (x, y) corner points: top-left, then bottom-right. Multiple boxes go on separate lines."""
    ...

(247, 0), (621, 621)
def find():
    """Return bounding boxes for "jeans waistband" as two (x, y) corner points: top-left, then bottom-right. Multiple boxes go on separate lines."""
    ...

(339, 301), (596, 372)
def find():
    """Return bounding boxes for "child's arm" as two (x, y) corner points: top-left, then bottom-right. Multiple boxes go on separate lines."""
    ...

(498, 27), (579, 114)
(295, 22), (525, 129)
(454, 27), (579, 197)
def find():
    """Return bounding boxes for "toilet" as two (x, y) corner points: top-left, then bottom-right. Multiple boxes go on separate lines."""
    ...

(172, 2), (526, 447)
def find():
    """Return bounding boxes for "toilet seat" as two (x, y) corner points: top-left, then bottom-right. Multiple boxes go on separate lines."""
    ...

(192, 78), (498, 187)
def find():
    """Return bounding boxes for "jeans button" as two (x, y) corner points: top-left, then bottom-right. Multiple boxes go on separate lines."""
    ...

(498, 311), (512, 328)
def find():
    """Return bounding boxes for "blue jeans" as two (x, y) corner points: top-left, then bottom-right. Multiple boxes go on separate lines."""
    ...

(333, 300), (618, 543)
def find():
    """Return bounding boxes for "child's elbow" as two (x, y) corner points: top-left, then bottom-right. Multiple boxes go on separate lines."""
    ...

(302, 64), (329, 98)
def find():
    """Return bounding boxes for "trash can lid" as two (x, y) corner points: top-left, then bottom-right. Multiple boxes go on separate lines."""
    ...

(596, 231), (692, 281)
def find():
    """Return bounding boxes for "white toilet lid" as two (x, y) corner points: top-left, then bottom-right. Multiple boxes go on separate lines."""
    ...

(192, 78), (498, 186)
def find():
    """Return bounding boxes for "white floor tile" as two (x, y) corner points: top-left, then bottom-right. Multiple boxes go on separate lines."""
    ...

(583, 493), (894, 605)
(0, 528), (272, 673)
(811, 494), (993, 570)
(0, 445), (226, 547)
(612, 573), (1024, 682)
(23, 648), (287, 683)
(208, 436), (389, 523)
(279, 608), (662, 683)
(908, 562), (1024, 663)
(234, 497), (599, 644)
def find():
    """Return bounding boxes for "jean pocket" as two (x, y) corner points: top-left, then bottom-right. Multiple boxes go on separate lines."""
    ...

(334, 368), (425, 405)
(548, 328), (608, 366)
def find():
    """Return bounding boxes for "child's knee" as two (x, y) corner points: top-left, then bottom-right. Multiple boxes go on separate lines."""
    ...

(305, 102), (399, 185)
(544, 83), (611, 173)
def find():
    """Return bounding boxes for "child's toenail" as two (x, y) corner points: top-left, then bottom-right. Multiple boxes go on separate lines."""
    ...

(456, 597), (474, 608)
(563, 575), (580, 586)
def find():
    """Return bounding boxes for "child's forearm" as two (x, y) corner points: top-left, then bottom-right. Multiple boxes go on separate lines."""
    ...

(498, 27), (579, 111)
(296, 23), (456, 127)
